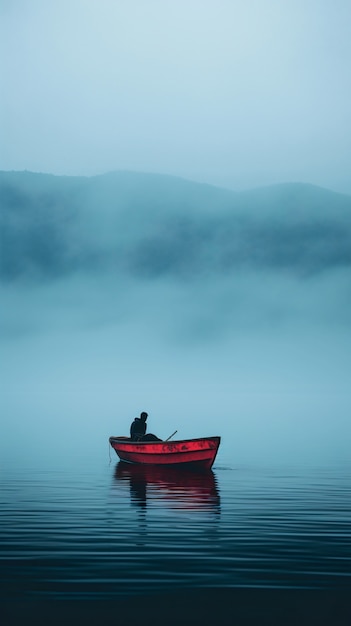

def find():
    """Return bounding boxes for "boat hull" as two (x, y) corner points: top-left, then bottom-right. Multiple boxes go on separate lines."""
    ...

(109, 436), (220, 470)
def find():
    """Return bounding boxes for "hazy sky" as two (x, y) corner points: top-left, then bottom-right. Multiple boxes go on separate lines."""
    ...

(1, 0), (351, 192)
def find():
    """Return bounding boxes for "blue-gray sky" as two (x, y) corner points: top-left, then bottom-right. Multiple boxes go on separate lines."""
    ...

(1, 0), (351, 192)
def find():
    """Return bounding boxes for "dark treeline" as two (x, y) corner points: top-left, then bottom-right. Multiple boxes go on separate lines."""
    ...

(1, 170), (351, 282)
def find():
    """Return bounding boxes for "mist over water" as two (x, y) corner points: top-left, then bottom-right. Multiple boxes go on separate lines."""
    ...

(2, 4), (351, 620)
(1, 171), (351, 626)
(1, 172), (350, 469)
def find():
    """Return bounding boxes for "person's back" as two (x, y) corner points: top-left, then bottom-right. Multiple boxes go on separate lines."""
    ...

(129, 411), (161, 442)
(130, 414), (147, 441)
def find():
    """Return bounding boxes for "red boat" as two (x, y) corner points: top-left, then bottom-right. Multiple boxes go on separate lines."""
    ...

(109, 436), (220, 470)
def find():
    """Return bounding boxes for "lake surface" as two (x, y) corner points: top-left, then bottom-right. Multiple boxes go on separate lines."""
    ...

(1, 454), (350, 625)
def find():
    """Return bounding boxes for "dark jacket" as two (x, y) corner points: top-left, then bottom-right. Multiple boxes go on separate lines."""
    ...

(130, 417), (146, 441)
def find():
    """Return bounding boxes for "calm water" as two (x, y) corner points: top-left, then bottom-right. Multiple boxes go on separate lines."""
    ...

(1, 455), (350, 603)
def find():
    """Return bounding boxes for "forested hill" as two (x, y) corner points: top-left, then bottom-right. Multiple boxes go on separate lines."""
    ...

(1, 170), (351, 281)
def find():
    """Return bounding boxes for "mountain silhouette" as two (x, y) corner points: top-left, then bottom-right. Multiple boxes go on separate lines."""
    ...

(1, 170), (351, 281)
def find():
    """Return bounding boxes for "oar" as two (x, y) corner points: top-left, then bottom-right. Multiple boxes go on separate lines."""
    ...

(165, 430), (177, 441)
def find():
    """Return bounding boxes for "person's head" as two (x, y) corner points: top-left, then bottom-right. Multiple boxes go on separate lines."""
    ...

(140, 411), (148, 422)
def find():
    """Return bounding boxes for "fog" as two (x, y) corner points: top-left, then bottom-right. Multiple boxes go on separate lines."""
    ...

(1, 172), (350, 468)
(2, 273), (350, 467)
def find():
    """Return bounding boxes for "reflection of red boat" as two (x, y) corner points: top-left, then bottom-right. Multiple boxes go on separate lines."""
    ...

(114, 462), (220, 511)
(109, 436), (220, 470)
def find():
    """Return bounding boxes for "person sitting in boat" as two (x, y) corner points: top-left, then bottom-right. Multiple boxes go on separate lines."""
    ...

(130, 411), (161, 442)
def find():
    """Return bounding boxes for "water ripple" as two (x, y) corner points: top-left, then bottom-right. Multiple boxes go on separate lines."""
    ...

(1, 463), (350, 598)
